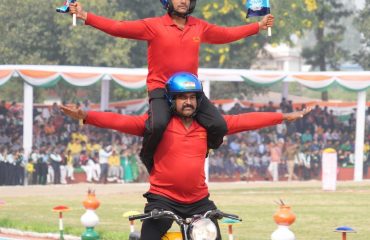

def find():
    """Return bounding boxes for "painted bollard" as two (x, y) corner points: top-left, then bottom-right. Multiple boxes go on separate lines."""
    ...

(81, 189), (100, 240)
(221, 218), (241, 240)
(123, 211), (141, 240)
(334, 226), (356, 240)
(271, 201), (296, 240)
(52, 205), (70, 240)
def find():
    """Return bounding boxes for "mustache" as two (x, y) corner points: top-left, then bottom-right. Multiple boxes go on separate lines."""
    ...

(182, 104), (195, 110)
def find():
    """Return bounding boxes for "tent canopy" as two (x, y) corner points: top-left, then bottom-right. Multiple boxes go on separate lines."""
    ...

(1, 64), (369, 182)
(1, 65), (370, 91)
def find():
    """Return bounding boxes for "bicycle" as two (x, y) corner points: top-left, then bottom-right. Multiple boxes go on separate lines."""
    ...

(128, 208), (242, 240)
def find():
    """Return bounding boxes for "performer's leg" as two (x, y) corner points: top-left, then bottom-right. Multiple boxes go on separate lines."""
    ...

(140, 217), (173, 240)
(140, 88), (171, 173)
(196, 94), (227, 149)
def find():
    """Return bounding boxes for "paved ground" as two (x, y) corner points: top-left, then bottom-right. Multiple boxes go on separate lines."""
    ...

(0, 181), (323, 198)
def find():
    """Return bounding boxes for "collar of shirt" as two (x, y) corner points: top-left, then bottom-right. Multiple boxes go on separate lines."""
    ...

(161, 13), (197, 27)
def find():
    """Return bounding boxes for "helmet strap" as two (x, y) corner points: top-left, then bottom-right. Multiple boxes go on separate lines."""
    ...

(171, 11), (188, 18)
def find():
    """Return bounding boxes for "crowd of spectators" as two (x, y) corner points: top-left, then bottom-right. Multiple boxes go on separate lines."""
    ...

(0, 98), (369, 186)
(209, 99), (370, 181)
(0, 100), (147, 186)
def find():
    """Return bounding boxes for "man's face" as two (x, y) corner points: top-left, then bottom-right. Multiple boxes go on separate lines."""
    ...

(174, 92), (197, 117)
(171, 0), (190, 14)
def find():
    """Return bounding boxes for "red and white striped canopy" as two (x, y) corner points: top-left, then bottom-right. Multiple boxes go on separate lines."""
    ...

(1, 65), (370, 91)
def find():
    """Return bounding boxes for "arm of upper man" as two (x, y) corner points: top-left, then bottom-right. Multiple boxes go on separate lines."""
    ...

(85, 111), (148, 136)
(201, 20), (260, 44)
(85, 13), (155, 40)
(224, 112), (283, 135)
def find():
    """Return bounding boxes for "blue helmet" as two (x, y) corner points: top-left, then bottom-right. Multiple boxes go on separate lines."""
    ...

(160, 0), (197, 16)
(166, 72), (203, 106)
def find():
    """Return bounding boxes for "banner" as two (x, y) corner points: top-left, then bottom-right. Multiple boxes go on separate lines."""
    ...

(246, 0), (270, 17)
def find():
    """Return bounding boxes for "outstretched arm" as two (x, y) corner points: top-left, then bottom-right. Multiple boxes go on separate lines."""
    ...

(224, 107), (311, 135)
(224, 112), (283, 135)
(201, 14), (274, 44)
(69, 2), (155, 40)
(60, 105), (147, 136)
(281, 107), (311, 122)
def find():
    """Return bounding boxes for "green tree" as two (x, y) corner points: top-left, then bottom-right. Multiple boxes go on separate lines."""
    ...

(117, 1), (162, 67)
(57, 0), (135, 67)
(196, 0), (315, 99)
(57, 0), (147, 101)
(197, 0), (314, 69)
(354, 0), (370, 70)
(301, 0), (352, 100)
(0, 0), (145, 102)
(0, 0), (60, 64)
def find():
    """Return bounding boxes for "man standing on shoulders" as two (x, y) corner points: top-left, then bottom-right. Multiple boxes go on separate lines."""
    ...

(69, 0), (275, 174)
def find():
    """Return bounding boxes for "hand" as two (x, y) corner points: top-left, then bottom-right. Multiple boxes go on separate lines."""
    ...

(69, 2), (87, 21)
(258, 14), (274, 30)
(282, 107), (312, 122)
(60, 105), (87, 121)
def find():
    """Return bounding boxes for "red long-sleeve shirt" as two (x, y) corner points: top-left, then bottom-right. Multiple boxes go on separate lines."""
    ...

(85, 111), (282, 203)
(85, 13), (260, 91)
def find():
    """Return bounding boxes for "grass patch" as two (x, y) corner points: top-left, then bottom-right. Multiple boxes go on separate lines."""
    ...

(0, 182), (369, 240)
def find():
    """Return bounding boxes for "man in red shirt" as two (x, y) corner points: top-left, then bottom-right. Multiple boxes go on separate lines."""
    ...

(61, 72), (309, 239)
(69, 0), (275, 173)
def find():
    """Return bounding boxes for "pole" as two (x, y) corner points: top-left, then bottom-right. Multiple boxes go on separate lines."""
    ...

(354, 91), (366, 181)
(59, 212), (65, 240)
(100, 80), (110, 111)
(23, 82), (33, 185)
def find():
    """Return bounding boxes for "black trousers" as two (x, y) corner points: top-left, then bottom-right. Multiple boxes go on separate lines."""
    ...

(51, 161), (61, 184)
(140, 88), (227, 172)
(140, 193), (221, 240)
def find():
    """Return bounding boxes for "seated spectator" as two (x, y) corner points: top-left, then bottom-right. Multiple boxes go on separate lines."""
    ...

(67, 138), (82, 166)
(0, 100), (8, 117)
(79, 150), (98, 183)
(44, 118), (56, 135)
(108, 149), (121, 183)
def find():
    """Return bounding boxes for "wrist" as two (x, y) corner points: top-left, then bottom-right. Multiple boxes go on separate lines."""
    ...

(80, 11), (88, 21)
(81, 110), (87, 120)
(282, 113), (287, 121)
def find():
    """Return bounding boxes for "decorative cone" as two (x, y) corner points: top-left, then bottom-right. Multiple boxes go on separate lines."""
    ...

(271, 200), (296, 240)
(81, 189), (100, 240)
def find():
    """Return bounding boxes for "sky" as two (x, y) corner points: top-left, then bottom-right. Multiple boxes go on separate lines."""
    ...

(355, 0), (365, 9)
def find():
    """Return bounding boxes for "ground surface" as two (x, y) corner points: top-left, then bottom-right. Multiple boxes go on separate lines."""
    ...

(1, 180), (369, 240)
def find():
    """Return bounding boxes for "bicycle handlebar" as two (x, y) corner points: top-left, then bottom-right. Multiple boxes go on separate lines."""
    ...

(129, 209), (242, 222)
(129, 212), (151, 221)
(204, 209), (242, 221)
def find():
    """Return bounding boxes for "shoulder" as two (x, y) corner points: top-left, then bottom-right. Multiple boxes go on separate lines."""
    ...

(143, 15), (168, 25)
(142, 16), (162, 22)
